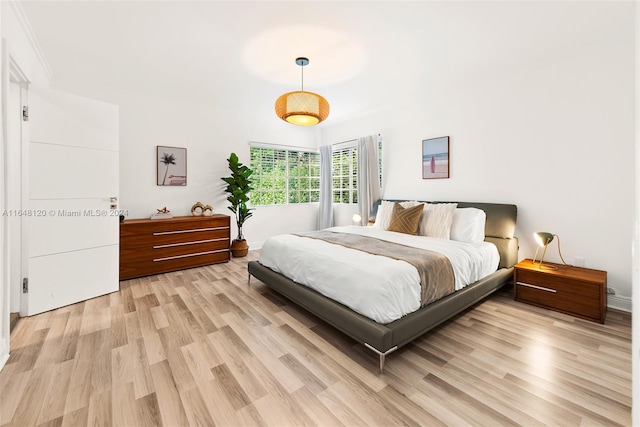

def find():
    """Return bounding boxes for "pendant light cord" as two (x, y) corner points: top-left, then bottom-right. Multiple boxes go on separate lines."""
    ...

(301, 63), (304, 92)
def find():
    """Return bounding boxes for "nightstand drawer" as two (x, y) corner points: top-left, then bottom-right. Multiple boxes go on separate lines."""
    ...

(515, 280), (601, 320)
(516, 269), (600, 297)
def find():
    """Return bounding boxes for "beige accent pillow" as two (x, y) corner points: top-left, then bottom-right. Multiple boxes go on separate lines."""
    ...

(418, 203), (458, 239)
(388, 203), (424, 235)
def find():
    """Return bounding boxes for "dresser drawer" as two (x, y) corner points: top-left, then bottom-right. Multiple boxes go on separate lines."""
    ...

(121, 239), (229, 262)
(120, 250), (229, 279)
(121, 227), (229, 249)
(121, 216), (229, 237)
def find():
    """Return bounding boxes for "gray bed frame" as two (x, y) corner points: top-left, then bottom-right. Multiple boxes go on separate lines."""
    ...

(247, 201), (518, 372)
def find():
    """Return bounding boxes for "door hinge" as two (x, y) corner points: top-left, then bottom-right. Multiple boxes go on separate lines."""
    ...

(22, 277), (28, 293)
(22, 106), (29, 121)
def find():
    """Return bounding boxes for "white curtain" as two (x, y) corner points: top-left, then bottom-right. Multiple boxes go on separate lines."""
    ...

(317, 144), (334, 229)
(357, 135), (381, 226)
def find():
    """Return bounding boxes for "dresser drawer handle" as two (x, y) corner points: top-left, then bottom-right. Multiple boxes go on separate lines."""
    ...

(153, 238), (228, 249)
(517, 281), (557, 293)
(153, 249), (229, 262)
(153, 227), (229, 236)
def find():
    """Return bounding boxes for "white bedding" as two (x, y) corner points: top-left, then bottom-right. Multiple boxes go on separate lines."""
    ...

(258, 226), (500, 324)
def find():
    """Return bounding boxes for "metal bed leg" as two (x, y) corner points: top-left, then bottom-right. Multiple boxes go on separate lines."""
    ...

(364, 343), (398, 374)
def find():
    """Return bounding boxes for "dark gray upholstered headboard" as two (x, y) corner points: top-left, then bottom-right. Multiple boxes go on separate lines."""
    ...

(369, 200), (518, 269)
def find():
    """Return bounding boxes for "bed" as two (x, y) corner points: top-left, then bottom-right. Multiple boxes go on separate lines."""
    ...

(247, 200), (518, 372)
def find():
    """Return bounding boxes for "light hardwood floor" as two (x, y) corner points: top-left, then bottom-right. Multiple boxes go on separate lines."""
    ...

(0, 251), (631, 426)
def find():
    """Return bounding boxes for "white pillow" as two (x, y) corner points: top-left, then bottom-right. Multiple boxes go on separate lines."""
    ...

(373, 200), (419, 229)
(450, 208), (486, 243)
(418, 203), (458, 239)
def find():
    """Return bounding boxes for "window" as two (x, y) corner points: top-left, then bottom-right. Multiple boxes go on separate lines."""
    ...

(288, 151), (321, 204)
(250, 146), (320, 206)
(332, 140), (383, 204)
(332, 147), (358, 204)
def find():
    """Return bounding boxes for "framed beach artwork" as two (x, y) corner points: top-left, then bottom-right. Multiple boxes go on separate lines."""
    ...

(422, 136), (449, 179)
(157, 146), (187, 186)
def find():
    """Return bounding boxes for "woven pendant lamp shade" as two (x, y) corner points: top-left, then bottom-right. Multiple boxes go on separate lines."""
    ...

(275, 57), (330, 126)
(275, 90), (330, 126)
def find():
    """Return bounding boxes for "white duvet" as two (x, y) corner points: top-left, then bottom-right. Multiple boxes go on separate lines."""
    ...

(259, 226), (499, 324)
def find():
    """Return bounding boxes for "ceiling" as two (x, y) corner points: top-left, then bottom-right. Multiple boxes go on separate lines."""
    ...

(20, 1), (631, 123)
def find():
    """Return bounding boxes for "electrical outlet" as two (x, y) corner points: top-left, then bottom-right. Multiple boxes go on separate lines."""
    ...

(607, 287), (616, 295)
(574, 256), (585, 267)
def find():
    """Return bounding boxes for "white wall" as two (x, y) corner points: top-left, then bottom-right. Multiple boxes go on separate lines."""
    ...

(321, 36), (635, 308)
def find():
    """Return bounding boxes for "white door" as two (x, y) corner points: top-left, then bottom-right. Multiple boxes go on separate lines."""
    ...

(24, 87), (119, 316)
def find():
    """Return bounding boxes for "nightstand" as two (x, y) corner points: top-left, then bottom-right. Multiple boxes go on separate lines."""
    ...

(513, 259), (607, 323)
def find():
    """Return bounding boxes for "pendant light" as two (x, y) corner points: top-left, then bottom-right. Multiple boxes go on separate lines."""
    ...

(275, 57), (330, 126)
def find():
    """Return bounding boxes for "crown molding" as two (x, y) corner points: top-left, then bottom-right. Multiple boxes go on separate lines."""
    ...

(8, 0), (53, 80)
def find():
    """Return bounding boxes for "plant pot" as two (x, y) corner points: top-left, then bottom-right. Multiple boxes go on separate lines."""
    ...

(230, 239), (249, 257)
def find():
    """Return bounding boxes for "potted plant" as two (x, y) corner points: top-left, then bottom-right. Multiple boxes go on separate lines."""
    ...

(221, 152), (254, 257)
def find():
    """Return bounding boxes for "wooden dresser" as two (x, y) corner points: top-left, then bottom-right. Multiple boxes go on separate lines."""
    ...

(514, 258), (607, 323)
(120, 215), (230, 280)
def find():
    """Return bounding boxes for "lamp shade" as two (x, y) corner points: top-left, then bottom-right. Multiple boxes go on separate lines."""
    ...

(534, 232), (554, 247)
(275, 90), (330, 126)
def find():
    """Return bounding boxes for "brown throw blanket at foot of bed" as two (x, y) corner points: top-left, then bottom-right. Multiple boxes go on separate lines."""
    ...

(293, 230), (455, 306)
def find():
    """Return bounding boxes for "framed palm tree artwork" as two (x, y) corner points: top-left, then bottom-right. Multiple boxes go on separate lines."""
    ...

(157, 146), (187, 186)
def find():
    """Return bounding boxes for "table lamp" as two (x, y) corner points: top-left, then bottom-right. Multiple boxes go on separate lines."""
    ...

(532, 231), (569, 269)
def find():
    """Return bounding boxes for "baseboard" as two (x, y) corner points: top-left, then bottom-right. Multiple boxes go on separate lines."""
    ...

(249, 241), (265, 250)
(10, 312), (19, 332)
(0, 338), (9, 372)
(608, 294), (632, 312)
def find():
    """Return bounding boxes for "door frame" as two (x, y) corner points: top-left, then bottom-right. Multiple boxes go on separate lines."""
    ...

(1, 38), (31, 367)
(0, 39), (8, 369)
(2, 39), (30, 324)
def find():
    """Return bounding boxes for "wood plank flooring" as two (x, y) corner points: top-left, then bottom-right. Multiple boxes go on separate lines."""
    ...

(0, 251), (631, 426)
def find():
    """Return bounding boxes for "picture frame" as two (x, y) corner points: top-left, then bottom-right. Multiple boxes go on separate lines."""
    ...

(157, 146), (187, 186)
(422, 136), (449, 179)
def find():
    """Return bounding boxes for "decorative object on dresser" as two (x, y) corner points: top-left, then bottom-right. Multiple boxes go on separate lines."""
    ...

(191, 202), (204, 216)
(191, 202), (214, 216)
(532, 231), (568, 269)
(120, 215), (230, 280)
(514, 258), (607, 323)
(157, 145), (187, 186)
(422, 136), (449, 179)
(151, 206), (173, 219)
(221, 152), (254, 257)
